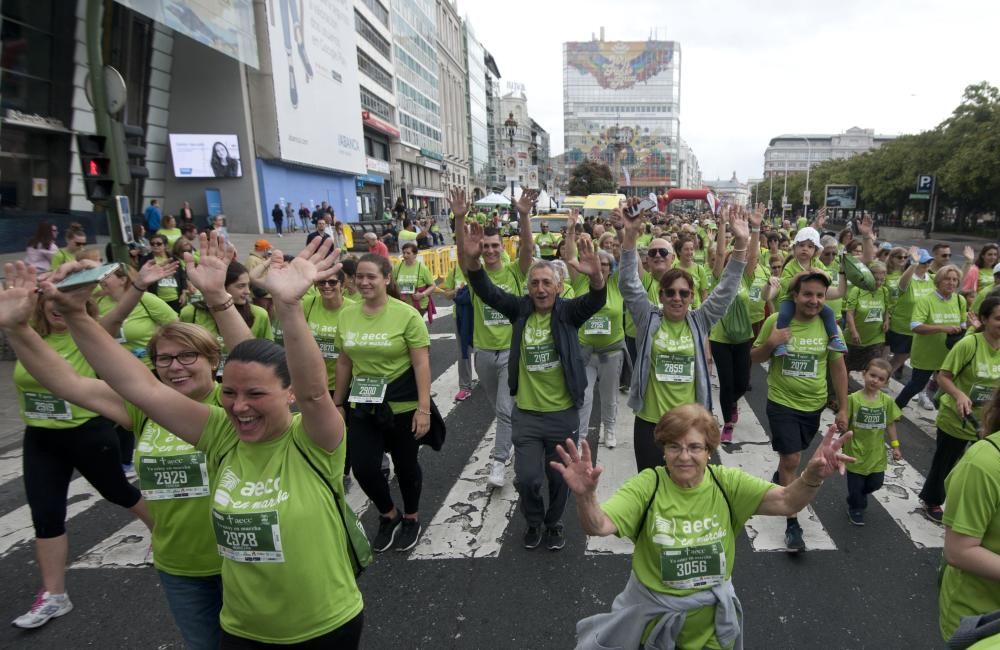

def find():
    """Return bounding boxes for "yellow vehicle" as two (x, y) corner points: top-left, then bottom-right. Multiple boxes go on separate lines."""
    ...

(583, 193), (626, 218)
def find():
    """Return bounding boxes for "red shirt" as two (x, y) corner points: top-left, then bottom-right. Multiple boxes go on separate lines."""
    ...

(369, 240), (390, 258)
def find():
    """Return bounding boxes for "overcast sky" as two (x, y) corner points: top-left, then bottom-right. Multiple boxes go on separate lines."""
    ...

(460, 0), (1000, 183)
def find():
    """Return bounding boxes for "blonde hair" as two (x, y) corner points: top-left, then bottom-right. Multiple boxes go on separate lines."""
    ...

(654, 404), (721, 455)
(146, 321), (222, 369)
(933, 264), (961, 289)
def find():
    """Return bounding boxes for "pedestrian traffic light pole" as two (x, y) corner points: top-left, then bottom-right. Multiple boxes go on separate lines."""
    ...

(85, 0), (130, 265)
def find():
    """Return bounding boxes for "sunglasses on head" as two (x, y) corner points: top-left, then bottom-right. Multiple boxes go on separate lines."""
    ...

(662, 288), (692, 299)
(647, 248), (671, 258)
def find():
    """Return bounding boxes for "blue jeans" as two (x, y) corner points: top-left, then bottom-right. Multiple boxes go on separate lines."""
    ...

(158, 571), (223, 650)
(895, 367), (935, 409)
(846, 470), (884, 510)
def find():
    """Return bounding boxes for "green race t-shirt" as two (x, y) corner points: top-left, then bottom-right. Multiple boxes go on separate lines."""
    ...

(197, 409), (362, 644)
(153, 256), (180, 303)
(398, 229), (418, 244)
(393, 261), (434, 310)
(674, 260), (709, 308)
(972, 283), (998, 317)
(573, 274), (624, 349)
(336, 297), (429, 414)
(157, 227), (182, 247)
(50, 248), (76, 271)
(709, 274), (754, 344)
(885, 271), (903, 306)
(472, 262), (525, 351)
(890, 274), (935, 336)
(910, 292), (966, 370)
(846, 286), (889, 346)
(14, 332), (100, 428)
(516, 312), (573, 412)
(180, 303), (274, 372)
(747, 264), (771, 325)
(303, 295), (347, 390)
(623, 270), (659, 338)
(443, 265), (466, 290)
(97, 292), (178, 368)
(755, 313), (843, 412)
(127, 386), (222, 576)
(845, 391), (902, 476)
(602, 465), (772, 649)
(536, 232), (561, 257)
(937, 333), (1000, 441)
(638, 319), (696, 424)
(777, 257), (828, 305)
(939, 431), (1000, 641)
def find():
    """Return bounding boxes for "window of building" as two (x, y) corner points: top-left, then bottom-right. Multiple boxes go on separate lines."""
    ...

(361, 0), (389, 26)
(357, 48), (393, 91)
(360, 86), (393, 122)
(355, 10), (391, 59)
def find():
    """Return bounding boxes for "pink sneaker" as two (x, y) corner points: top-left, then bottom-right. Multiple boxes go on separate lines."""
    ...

(721, 423), (734, 444)
(454, 389), (472, 402)
(730, 404), (739, 425)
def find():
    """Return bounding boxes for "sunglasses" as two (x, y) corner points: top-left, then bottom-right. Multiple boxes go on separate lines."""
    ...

(939, 253), (951, 258)
(150, 241), (165, 246)
(315, 279), (340, 287)
(662, 288), (692, 299)
(891, 254), (906, 259)
(647, 248), (671, 258)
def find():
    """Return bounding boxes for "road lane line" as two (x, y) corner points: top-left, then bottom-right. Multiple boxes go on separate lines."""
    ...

(0, 449), (23, 486)
(70, 520), (151, 569)
(585, 392), (638, 556)
(0, 476), (101, 558)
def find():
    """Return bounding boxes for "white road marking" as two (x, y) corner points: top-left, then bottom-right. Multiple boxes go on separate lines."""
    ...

(585, 392), (638, 556)
(872, 452), (944, 548)
(0, 476), (101, 558)
(71, 519), (151, 569)
(430, 333), (456, 341)
(410, 421), (519, 559)
(0, 449), (23, 485)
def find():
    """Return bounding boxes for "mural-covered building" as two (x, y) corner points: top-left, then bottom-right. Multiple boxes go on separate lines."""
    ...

(562, 35), (681, 192)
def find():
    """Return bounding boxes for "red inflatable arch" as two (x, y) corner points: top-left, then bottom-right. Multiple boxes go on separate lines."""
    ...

(665, 189), (718, 214)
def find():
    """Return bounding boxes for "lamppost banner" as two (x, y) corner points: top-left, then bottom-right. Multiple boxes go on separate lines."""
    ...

(825, 185), (858, 209)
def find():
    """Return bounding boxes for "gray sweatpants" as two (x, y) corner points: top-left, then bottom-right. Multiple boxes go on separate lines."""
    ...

(454, 319), (473, 391)
(511, 405), (579, 527)
(578, 349), (624, 437)
(474, 348), (513, 463)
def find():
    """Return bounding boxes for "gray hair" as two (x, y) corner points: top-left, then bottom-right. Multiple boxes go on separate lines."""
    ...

(597, 250), (615, 266)
(526, 259), (561, 283)
(820, 235), (838, 248)
(550, 259), (570, 282)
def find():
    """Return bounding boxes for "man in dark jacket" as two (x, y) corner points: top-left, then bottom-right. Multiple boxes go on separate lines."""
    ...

(463, 222), (606, 552)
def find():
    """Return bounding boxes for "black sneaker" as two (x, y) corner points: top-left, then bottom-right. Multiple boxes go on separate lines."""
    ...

(847, 507), (865, 526)
(395, 518), (422, 552)
(784, 522), (805, 552)
(523, 525), (543, 549)
(545, 524), (566, 551)
(922, 502), (944, 523)
(372, 512), (402, 552)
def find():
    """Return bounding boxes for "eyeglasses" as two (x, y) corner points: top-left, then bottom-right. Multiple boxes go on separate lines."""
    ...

(316, 279), (340, 287)
(662, 288), (692, 299)
(150, 241), (165, 246)
(647, 248), (671, 258)
(664, 443), (708, 456)
(153, 351), (200, 368)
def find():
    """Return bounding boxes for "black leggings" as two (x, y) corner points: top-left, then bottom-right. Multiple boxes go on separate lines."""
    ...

(710, 339), (752, 424)
(633, 417), (662, 472)
(220, 611), (363, 649)
(24, 417), (141, 538)
(919, 428), (971, 507)
(348, 409), (422, 516)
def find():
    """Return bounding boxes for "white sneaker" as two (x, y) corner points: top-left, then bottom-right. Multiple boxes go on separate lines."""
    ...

(12, 591), (73, 629)
(917, 393), (936, 410)
(605, 431), (617, 448)
(487, 460), (505, 488)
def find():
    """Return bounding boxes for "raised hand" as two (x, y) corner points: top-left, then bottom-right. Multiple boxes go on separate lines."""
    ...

(549, 438), (603, 496)
(461, 222), (485, 266)
(729, 207), (750, 245)
(515, 189), (539, 217)
(262, 237), (340, 304)
(858, 213), (874, 238)
(185, 231), (231, 300)
(813, 207), (827, 230)
(447, 187), (469, 219)
(909, 245), (921, 264)
(567, 237), (602, 283)
(804, 424), (855, 480)
(750, 202), (765, 229)
(0, 262), (39, 330)
(136, 258), (178, 290)
(964, 245), (975, 263)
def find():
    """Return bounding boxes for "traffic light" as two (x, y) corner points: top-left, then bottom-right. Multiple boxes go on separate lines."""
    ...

(76, 134), (115, 203)
(122, 122), (149, 179)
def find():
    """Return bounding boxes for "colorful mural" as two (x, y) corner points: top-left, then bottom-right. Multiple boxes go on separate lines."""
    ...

(566, 41), (674, 90)
(565, 123), (674, 186)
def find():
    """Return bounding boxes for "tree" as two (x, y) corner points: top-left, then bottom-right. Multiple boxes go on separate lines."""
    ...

(568, 160), (617, 196)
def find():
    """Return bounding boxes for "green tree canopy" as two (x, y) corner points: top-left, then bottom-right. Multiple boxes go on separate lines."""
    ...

(568, 160), (617, 196)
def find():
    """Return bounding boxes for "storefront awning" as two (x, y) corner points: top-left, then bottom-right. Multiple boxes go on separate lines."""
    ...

(410, 188), (445, 199)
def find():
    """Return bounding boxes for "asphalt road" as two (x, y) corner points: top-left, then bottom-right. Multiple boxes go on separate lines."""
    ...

(0, 230), (977, 649)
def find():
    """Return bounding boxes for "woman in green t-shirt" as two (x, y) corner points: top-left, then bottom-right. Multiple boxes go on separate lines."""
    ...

(920, 292), (1000, 524)
(961, 243), (999, 302)
(143, 233), (189, 312)
(0, 279), (153, 630)
(553, 403), (852, 649)
(887, 246), (936, 380)
(333, 253), (432, 555)
(157, 214), (183, 247)
(392, 242), (435, 316)
(96, 264), (179, 367)
(844, 260), (890, 372)
(46, 234), (365, 647)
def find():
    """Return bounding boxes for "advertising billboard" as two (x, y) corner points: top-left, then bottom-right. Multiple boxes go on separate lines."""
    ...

(264, 0), (366, 175)
(566, 41), (675, 90)
(169, 134), (242, 178)
(825, 185), (858, 209)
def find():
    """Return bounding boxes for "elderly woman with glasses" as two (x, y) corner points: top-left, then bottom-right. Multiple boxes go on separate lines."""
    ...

(553, 403), (852, 650)
(619, 206), (752, 471)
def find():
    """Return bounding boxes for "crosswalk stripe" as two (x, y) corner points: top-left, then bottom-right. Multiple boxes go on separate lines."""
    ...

(0, 476), (101, 558)
(410, 421), (519, 559)
(70, 520), (151, 569)
(585, 392), (638, 556)
(0, 449), (23, 486)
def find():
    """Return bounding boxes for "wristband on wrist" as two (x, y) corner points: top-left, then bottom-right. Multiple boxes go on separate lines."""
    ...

(209, 296), (234, 312)
(132, 282), (147, 292)
(890, 439), (900, 448)
(416, 408), (431, 416)
(800, 474), (823, 488)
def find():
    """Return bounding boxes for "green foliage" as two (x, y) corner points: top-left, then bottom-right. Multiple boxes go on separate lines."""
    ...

(568, 160), (618, 196)
(783, 82), (1000, 227)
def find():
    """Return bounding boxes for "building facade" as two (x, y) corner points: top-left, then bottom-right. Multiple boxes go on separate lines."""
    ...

(498, 91), (536, 191)
(531, 119), (551, 194)
(434, 0), (469, 201)
(563, 36), (681, 192)
(763, 126), (897, 177)
(705, 172), (749, 207)
(463, 23), (490, 200)
(390, 0), (444, 215)
(677, 138), (701, 189)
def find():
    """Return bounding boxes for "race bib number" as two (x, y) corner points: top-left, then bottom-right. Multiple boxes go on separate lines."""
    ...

(349, 376), (388, 404)
(781, 352), (818, 379)
(212, 510), (284, 563)
(854, 405), (886, 430)
(23, 392), (72, 420)
(748, 286), (762, 301)
(654, 353), (694, 383)
(864, 307), (884, 323)
(970, 383), (996, 407)
(483, 305), (510, 327)
(159, 276), (178, 289)
(525, 344), (560, 372)
(660, 541), (726, 590)
(584, 315), (612, 336)
(317, 338), (338, 360)
(138, 452), (209, 500)
(398, 282), (416, 295)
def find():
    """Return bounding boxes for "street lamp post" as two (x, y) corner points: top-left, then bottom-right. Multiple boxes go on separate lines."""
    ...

(504, 113), (518, 222)
(799, 136), (812, 218)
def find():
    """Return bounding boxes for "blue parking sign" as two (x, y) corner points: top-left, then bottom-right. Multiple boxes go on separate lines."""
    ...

(917, 175), (935, 193)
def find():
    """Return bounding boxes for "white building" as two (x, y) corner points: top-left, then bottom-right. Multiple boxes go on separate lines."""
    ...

(677, 138), (701, 189)
(435, 0), (469, 198)
(706, 172), (749, 207)
(763, 126), (897, 178)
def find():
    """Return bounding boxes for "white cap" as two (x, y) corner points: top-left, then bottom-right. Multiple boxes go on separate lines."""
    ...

(793, 226), (821, 249)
